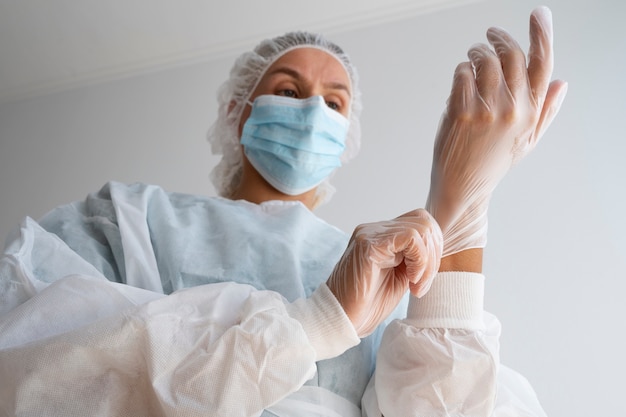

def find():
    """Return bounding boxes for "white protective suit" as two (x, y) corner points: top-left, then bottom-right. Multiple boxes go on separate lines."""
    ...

(0, 182), (546, 416)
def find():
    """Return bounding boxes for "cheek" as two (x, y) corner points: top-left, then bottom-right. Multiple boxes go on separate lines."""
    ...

(238, 107), (251, 140)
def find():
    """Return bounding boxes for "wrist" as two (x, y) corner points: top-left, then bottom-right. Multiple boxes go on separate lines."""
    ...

(439, 248), (483, 273)
(427, 193), (490, 257)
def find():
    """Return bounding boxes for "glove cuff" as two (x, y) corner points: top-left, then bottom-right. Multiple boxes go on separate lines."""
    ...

(426, 191), (490, 257)
(286, 283), (360, 361)
(406, 271), (485, 330)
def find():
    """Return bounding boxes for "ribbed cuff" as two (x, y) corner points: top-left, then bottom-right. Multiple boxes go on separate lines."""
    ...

(285, 283), (360, 361)
(406, 272), (485, 330)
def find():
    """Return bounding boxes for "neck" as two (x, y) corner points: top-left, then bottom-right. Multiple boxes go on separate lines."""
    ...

(231, 158), (318, 210)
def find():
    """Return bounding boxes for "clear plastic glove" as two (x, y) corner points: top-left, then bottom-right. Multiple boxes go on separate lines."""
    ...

(426, 6), (568, 256)
(327, 209), (443, 337)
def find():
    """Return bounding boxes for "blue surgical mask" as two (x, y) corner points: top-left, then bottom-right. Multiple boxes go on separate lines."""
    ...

(240, 94), (350, 196)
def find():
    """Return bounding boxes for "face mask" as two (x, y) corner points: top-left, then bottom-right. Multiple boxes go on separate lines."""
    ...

(240, 94), (350, 196)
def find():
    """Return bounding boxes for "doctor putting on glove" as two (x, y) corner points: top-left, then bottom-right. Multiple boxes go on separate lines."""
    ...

(0, 5), (566, 417)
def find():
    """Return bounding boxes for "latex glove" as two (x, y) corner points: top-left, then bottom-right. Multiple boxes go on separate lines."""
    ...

(426, 6), (568, 256)
(327, 209), (442, 337)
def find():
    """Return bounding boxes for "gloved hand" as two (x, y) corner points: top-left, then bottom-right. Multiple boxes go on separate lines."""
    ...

(327, 209), (442, 337)
(426, 6), (568, 256)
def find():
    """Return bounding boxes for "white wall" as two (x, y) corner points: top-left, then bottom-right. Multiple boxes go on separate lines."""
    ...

(1, 0), (624, 415)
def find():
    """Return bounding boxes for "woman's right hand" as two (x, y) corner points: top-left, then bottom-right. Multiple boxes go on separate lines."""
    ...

(327, 208), (442, 337)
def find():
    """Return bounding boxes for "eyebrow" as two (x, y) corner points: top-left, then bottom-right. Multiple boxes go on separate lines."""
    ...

(267, 66), (352, 97)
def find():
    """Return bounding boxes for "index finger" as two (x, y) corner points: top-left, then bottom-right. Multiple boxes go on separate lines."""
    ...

(527, 6), (555, 105)
(446, 61), (478, 118)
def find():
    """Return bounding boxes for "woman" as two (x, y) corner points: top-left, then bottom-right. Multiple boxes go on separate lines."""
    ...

(0, 6), (566, 417)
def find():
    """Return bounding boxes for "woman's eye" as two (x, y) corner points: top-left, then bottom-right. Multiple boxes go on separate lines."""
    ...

(326, 101), (340, 111)
(277, 89), (297, 98)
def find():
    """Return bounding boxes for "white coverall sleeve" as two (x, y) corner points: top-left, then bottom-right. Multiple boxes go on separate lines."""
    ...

(0, 222), (359, 417)
(362, 272), (548, 417)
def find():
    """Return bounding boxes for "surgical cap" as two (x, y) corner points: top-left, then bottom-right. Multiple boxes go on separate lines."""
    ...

(207, 31), (363, 206)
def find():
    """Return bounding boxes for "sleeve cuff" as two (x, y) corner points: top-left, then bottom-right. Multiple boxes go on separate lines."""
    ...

(285, 283), (360, 361)
(406, 271), (485, 330)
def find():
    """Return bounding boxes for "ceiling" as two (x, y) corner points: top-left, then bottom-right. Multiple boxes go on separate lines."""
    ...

(0, 0), (477, 105)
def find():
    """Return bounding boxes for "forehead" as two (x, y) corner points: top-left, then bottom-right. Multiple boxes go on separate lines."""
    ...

(260, 47), (352, 91)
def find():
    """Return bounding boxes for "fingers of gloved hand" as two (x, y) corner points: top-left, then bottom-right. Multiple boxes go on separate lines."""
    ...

(407, 228), (443, 298)
(389, 227), (429, 282)
(533, 79), (568, 143)
(527, 6), (554, 106)
(393, 209), (444, 262)
(354, 221), (431, 274)
(486, 26), (527, 98)
(446, 61), (477, 119)
(467, 43), (504, 106)
(356, 208), (439, 254)
(393, 209), (443, 298)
